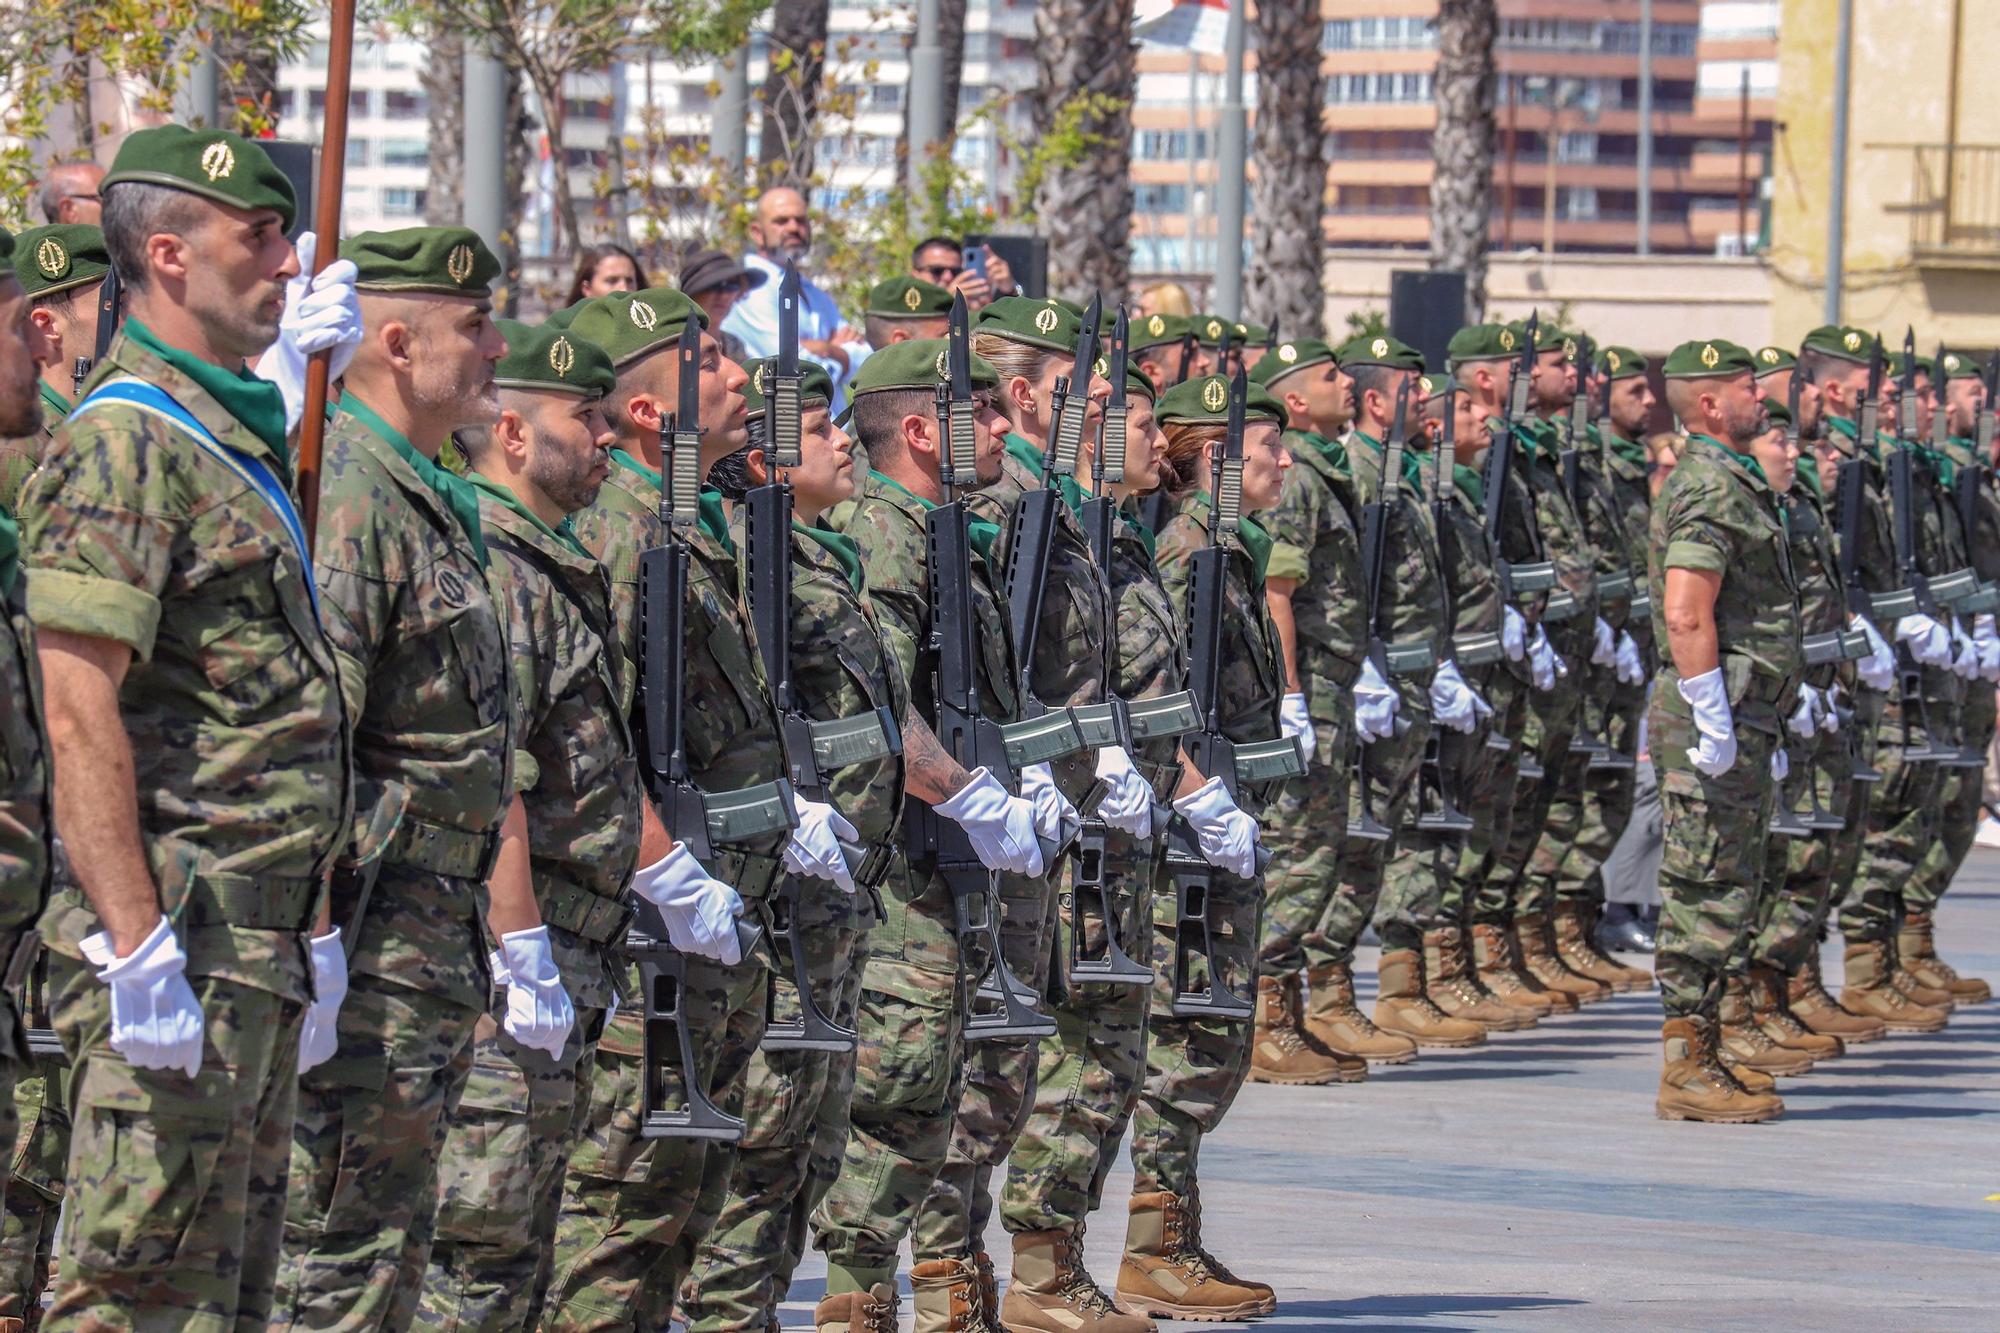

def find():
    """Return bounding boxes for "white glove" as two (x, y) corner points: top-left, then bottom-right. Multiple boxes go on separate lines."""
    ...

(1895, 613), (1954, 668)
(1677, 666), (1738, 777)
(79, 917), (204, 1078)
(254, 231), (363, 433)
(1855, 615), (1896, 692)
(1787, 683), (1822, 738)
(1279, 692), (1316, 768)
(936, 767), (1045, 876)
(631, 845), (745, 964)
(1975, 612), (2000, 680)
(1771, 747), (1789, 782)
(1428, 659), (1489, 734)
(1591, 616), (1616, 667)
(1614, 630), (1644, 686)
(490, 925), (575, 1058)
(1527, 625), (1558, 692)
(1353, 657), (1400, 741)
(1093, 745), (1154, 839)
(1501, 606), (1527, 661)
(784, 797), (860, 894)
(1171, 776), (1259, 878)
(1821, 681), (1844, 733)
(299, 927), (348, 1074)
(1019, 762), (1078, 848)
(1950, 617), (1981, 680)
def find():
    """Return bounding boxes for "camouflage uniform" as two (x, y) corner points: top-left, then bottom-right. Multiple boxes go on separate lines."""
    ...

(542, 456), (789, 1331)
(809, 469), (1018, 1297)
(1001, 503), (1186, 1236)
(274, 395), (513, 1332)
(911, 438), (1110, 1265)
(415, 476), (642, 1331)
(21, 329), (354, 1329)
(1256, 430), (1365, 973)
(678, 519), (909, 1333)
(0, 386), (62, 507)
(1648, 434), (1801, 1022)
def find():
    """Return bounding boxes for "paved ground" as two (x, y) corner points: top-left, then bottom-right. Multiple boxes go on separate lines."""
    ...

(779, 852), (2000, 1330)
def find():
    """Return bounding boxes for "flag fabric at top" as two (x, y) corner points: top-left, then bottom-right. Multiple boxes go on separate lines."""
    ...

(1136, 0), (1231, 54)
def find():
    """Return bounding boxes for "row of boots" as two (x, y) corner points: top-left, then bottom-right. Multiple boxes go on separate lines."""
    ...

(1251, 903), (1652, 1084)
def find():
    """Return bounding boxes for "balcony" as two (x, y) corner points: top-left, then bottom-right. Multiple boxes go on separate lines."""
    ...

(1907, 144), (2000, 266)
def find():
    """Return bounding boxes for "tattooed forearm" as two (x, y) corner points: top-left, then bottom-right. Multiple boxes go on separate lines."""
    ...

(901, 704), (973, 803)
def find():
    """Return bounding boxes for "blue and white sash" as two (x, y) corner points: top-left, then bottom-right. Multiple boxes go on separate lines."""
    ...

(71, 376), (320, 619)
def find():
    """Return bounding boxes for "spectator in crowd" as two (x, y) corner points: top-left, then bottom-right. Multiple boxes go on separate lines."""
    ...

(1138, 280), (1194, 318)
(563, 242), (647, 306)
(909, 234), (1016, 311)
(36, 161), (103, 224)
(679, 247), (766, 362)
(724, 186), (868, 400)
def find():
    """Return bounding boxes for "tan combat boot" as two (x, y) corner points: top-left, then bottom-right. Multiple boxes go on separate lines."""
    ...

(1788, 951), (1888, 1043)
(1717, 974), (1814, 1076)
(1373, 947), (1487, 1047)
(1426, 928), (1534, 1030)
(1003, 1230), (1156, 1333)
(1552, 900), (1653, 993)
(1116, 1192), (1276, 1322)
(1898, 910), (1993, 1003)
(1470, 922), (1568, 1015)
(1748, 964), (1842, 1059)
(1250, 974), (1364, 1084)
(815, 1283), (899, 1333)
(1656, 1017), (1784, 1123)
(1303, 961), (1418, 1064)
(1514, 914), (1612, 1004)
(1840, 940), (1950, 1032)
(1889, 952), (1958, 1012)
(911, 1256), (1001, 1333)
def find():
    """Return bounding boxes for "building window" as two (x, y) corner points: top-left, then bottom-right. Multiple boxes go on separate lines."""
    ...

(382, 187), (425, 217)
(1565, 186), (1599, 221)
(1134, 183), (1189, 214)
(384, 89), (427, 118)
(382, 139), (428, 169)
(1323, 15), (1435, 51)
(1326, 71), (1431, 104)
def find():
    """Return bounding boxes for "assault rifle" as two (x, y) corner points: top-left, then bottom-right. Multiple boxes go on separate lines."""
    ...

(1884, 331), (1956, 763)
(1782, 367), (1855, 831)
(1481, 315), (1558, 777)
(743, 266), (901, 1052)
(633, 331), (798, 1141)
(1168, 366), (1303, 1018)
(1559, 384), (1633, 772)
(71, 264), (122, 396)
(1416, 383), (1475, 834)
(1829, 352), (1885, 784)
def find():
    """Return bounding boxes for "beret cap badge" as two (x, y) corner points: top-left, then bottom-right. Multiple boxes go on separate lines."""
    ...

(629, 299), (659, 331)
(1700, 343), (1720, 369)
(446, 243), (476, 285)
(200, 141), (235, 182)
(1201, 378), (1227, 412)
(1499, 328), (1516, 352)
(1148, 315), (1166, 337)
(34, 238), (67, 279)
(1844, 330), (1862, 352)
(1278, 344), (1298, 364)
(1370, 337), (1388, 358)
(1033, 307), (1060, 335)
(903, 285), (922, 311)
(548, 336), (576, 378)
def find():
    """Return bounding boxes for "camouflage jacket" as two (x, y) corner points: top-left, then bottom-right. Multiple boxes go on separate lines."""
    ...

(474, 477), (641, 1011)
(1649, 433), (1803, 737)
(1479, 417), (1554, 626)
(1155, 489), (1283, 748)
(1784, 469), (1847, 688)
(1515, 417), (1601, 660)
(569, 449), (654, 719)
(0, 536), (51, 1056)
(1939, 436), (2000, 587)
(1346, 430), (1449, 698)
(1436, 461), (1517, 682)
(22, 331), (353, 999)
(1107, 505), (1190, 797)
(1600, 428), (1656, 659)
(1262, 429), (1366, 722)
(1559, 420), (1641, 634)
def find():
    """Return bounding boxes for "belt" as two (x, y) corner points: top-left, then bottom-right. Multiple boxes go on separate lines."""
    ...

(176, 872), (320, 931)
(537, 878), (634, 946)
(387, 814), (502, 882)
(706, 845), (786, 901)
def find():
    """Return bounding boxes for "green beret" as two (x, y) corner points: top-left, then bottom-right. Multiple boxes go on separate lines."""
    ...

(344, 227), (501, 296)
(492, 319), (615, 399)
(1800, 324), (1874, 364)
(1446, 322), (1526, 365)
(1123, 366), (1157, 402)
(867, 276), (952, 319)
(1154, 374), (1285, 427)
(741, 356), (835, 419)
(1044, 295), (1086, 318)
(1661, 338), (1756, 379)
(544, 299), (588, 330)
(1417, 372), (1450, 402)
(1335, 332), (1425, 372)
(976, 295), (1085, 356)
(565, 287), (708, 368)
(1751, 345), (1796, 376)
(1527, 321), (1568, 354)
(1250, 337), (1336, 387)
(1237, 320), (1271, 345)
(1940, 350), (1986, 381)
(1129, 312), (1192, 353)
(1599, 346), (1648, 380)
(102, 124), (297, 231)
(1887, 351), (1935, 381)
(1192, 314), (1233, 347)
(13, 224), (109, 299)
(1762, 396), (1792, 428)
(847, 337), (1000, 400)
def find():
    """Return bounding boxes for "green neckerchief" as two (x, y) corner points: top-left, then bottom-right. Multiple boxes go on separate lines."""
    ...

(1453, 463), (1484, 506)
(1350, 431), (1425, 494)
(124, 317), (290, 466)
(0, 503), (17, 598)
(1824, 414), (1885, 465)
(37, 380), (70, 424)
(1117, 494), (1159, 559)
(1196, 490), (1273, 585)
(340, 394), (485, 563)
(610, 447), (661, 489)
(1691, 431), (1773, 491)
(697, 486), (732, 553)
(1912, 442), (1955, 487)
(1796, 451), (1826, 502)
(1291, 428), (1349, 476)
(1003, 432), (1089, 516)
(1605, 430), (1649, 469)
(797, 520), (862, 590)
(465, 469), (587, 559)
(1514, 417), (1563, 466)
(868, 468), (1004, 563)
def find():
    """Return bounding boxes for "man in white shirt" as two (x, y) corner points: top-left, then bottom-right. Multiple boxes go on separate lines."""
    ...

(723, 187), (870, 402)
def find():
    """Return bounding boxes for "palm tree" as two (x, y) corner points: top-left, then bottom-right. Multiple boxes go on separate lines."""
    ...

(1247, 0), (1328, 340)
(1031, 0), (1137, 298)
(1430, 0), (1499, 322)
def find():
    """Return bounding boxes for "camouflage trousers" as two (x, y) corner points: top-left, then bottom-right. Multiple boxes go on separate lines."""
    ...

(1534, 673), (1647, 911)
(1380, 724), (1490, 944)
(1319, 701), (1431, 963)
(539, 953), (766, 1333)
(999, 835), (1157, 1237)
(1838, 691), (1946, 944)
(272, 976), (482, 1333)
(1650, 702), (1779, 1023)
(679, 884), (872, 1333)
(0, 1048), (67, 1327)
(1747, 722), (1862, 976)
(1479, 678), (1580, 921)
(1455, 669), (1530, 927)
(414, 999), (609, 1333)
(48, 951), (302, 1333)
(1128, 863), (1260, 1201)
(1907, 683), (1996, 914)
(1257, 698), (1353, 975)
(911, 866), (1057, 1261)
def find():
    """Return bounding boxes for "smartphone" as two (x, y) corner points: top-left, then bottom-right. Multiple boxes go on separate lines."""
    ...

(963, 244), (988, 284)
